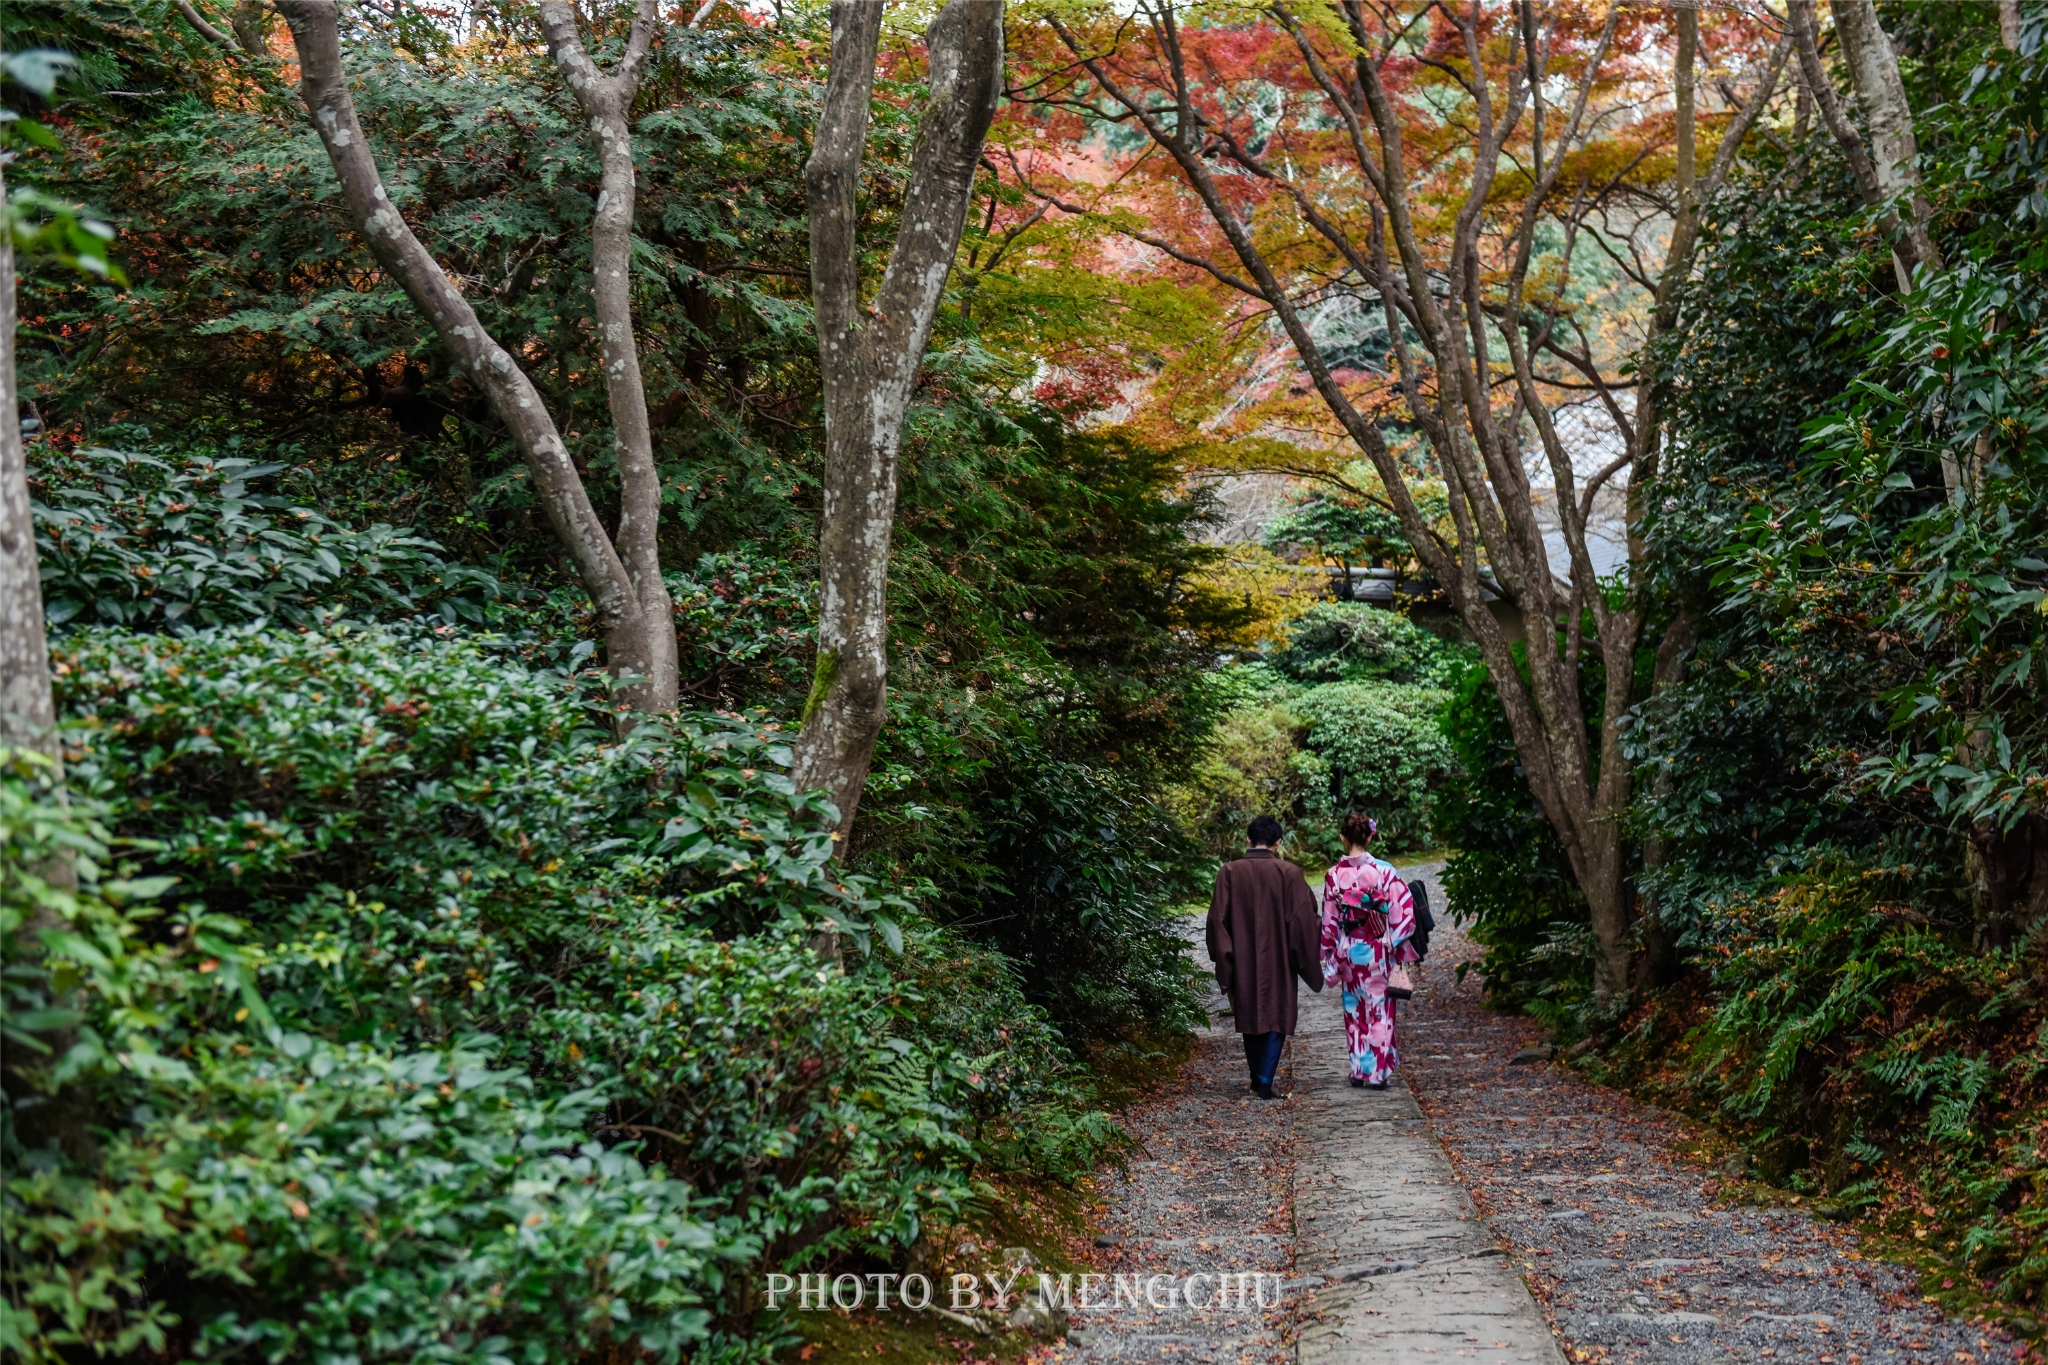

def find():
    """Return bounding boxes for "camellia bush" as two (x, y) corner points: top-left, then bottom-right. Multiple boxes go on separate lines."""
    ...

(1290, 681), (1455, 853)
(32, 443), (506, 630)
(1, 624), (1114, 1364)
(1267, 602), (1464, 689)
(1167, 607), (1468, 861)
(1430, 657), (1590, 1017)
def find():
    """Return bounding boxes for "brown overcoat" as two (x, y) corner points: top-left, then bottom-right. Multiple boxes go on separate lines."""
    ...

(1204, 848), (1325, 1035)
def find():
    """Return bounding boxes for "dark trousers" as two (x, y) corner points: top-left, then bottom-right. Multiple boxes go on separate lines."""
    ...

(1242, 1031), (1284, 1086)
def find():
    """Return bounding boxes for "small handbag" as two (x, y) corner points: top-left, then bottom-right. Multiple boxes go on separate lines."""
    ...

(1385, 961), (1415, 1001)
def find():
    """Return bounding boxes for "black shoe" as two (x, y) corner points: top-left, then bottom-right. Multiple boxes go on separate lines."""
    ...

(1368, 1081), (1388, 1091)
(1254, 1081), (1277, 1100)
(1348, 1077), (1366, 1088)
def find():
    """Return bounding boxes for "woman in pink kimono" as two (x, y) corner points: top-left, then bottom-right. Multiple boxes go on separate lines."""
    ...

(1319, 811), (1417, 1089)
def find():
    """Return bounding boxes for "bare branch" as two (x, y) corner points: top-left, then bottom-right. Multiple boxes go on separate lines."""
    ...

(174, 0), (244, 51)
(1578, 449), (1632, 527)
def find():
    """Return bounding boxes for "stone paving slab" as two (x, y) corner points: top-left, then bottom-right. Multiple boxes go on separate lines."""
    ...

(1291, 959), (1567, 1365)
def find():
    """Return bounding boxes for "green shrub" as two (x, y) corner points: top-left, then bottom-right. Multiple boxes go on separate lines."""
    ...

(888, 924), (1125, 1182)
(1292, 681), (1454, 854)
(0, 748), (259, 1124)
(672, 550), (818, 700)
(1267, 602), (1464, 688)
(972, 750), (1206, 1043)
(1431, 660), (1589, 1019)
(2, 622), (1119, 1362)
(475, 546), (818, 696)
(1166, 625), (1465, 860)
(13, 1047), (742, 1365)
(1164, 703), (1310, 858)
(0, 748), (747, 1365)
(31, 444), (505, 629)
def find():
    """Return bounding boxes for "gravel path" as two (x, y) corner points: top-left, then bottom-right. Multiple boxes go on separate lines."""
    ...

(1400, 862), (2023, 1365)
(1045, 930), (1297, 1365)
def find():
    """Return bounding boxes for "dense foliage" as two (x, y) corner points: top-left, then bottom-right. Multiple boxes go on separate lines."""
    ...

(1535, 0), (2048, 1317)
(1431, 658), (1589, 1021)
(1288, 682), (1454, 853)
(0, 4), (1252, 1360)
(1266, 601), (1462, 689)
(1166, 606), (1468, 860)
(6, 626), (1131, 1361)
(32, 440), (507, 629)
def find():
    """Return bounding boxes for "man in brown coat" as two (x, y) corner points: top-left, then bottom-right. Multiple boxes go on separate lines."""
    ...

(1205, 815), (1325, 1099)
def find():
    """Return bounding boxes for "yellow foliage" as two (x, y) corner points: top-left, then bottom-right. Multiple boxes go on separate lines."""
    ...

(1188, 543), (1319, 651)
(1160, 700), (1307, 858)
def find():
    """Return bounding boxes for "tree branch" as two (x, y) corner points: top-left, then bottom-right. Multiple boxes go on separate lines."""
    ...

(540, 0), (677, 711)
(174, 0), (244, 51)
(277, 0), (653, 708)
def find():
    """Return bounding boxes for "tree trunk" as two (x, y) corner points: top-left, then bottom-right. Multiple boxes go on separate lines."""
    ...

(1789, 1), (1884, 206)
(793, 0), (1004, 842)
(278, 0), (660, 713)
(1971, 813), (2048, 948)
(539, 0), (679, 714)
(1831, 0), (1941, 274)
(1624, 29), (1780, 994)
(230, 0), (274, 55)
(1789, 0), (1916, 292)
(1635, 609), (1700, 989)
(0, 157), (93, 1163)
(0, 157), (58, 762)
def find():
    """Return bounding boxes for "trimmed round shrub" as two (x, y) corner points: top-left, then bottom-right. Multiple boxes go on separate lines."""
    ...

(1292, 682), (1455, 852)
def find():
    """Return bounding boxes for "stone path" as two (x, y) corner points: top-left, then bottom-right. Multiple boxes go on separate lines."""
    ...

(1046, 927), (1298, 1365)
(1050, 871), (1557, 1365)
(1401, 862), (2024, 1365)
(1048, 859), (2023, 1365)
(1292, 954), (1565, 1365)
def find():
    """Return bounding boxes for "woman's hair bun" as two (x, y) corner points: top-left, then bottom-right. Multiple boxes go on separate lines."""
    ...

(1340, 810), (1378, 848)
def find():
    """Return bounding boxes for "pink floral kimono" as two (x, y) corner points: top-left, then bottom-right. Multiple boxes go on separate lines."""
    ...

(1320, 852), (1417, 1085)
